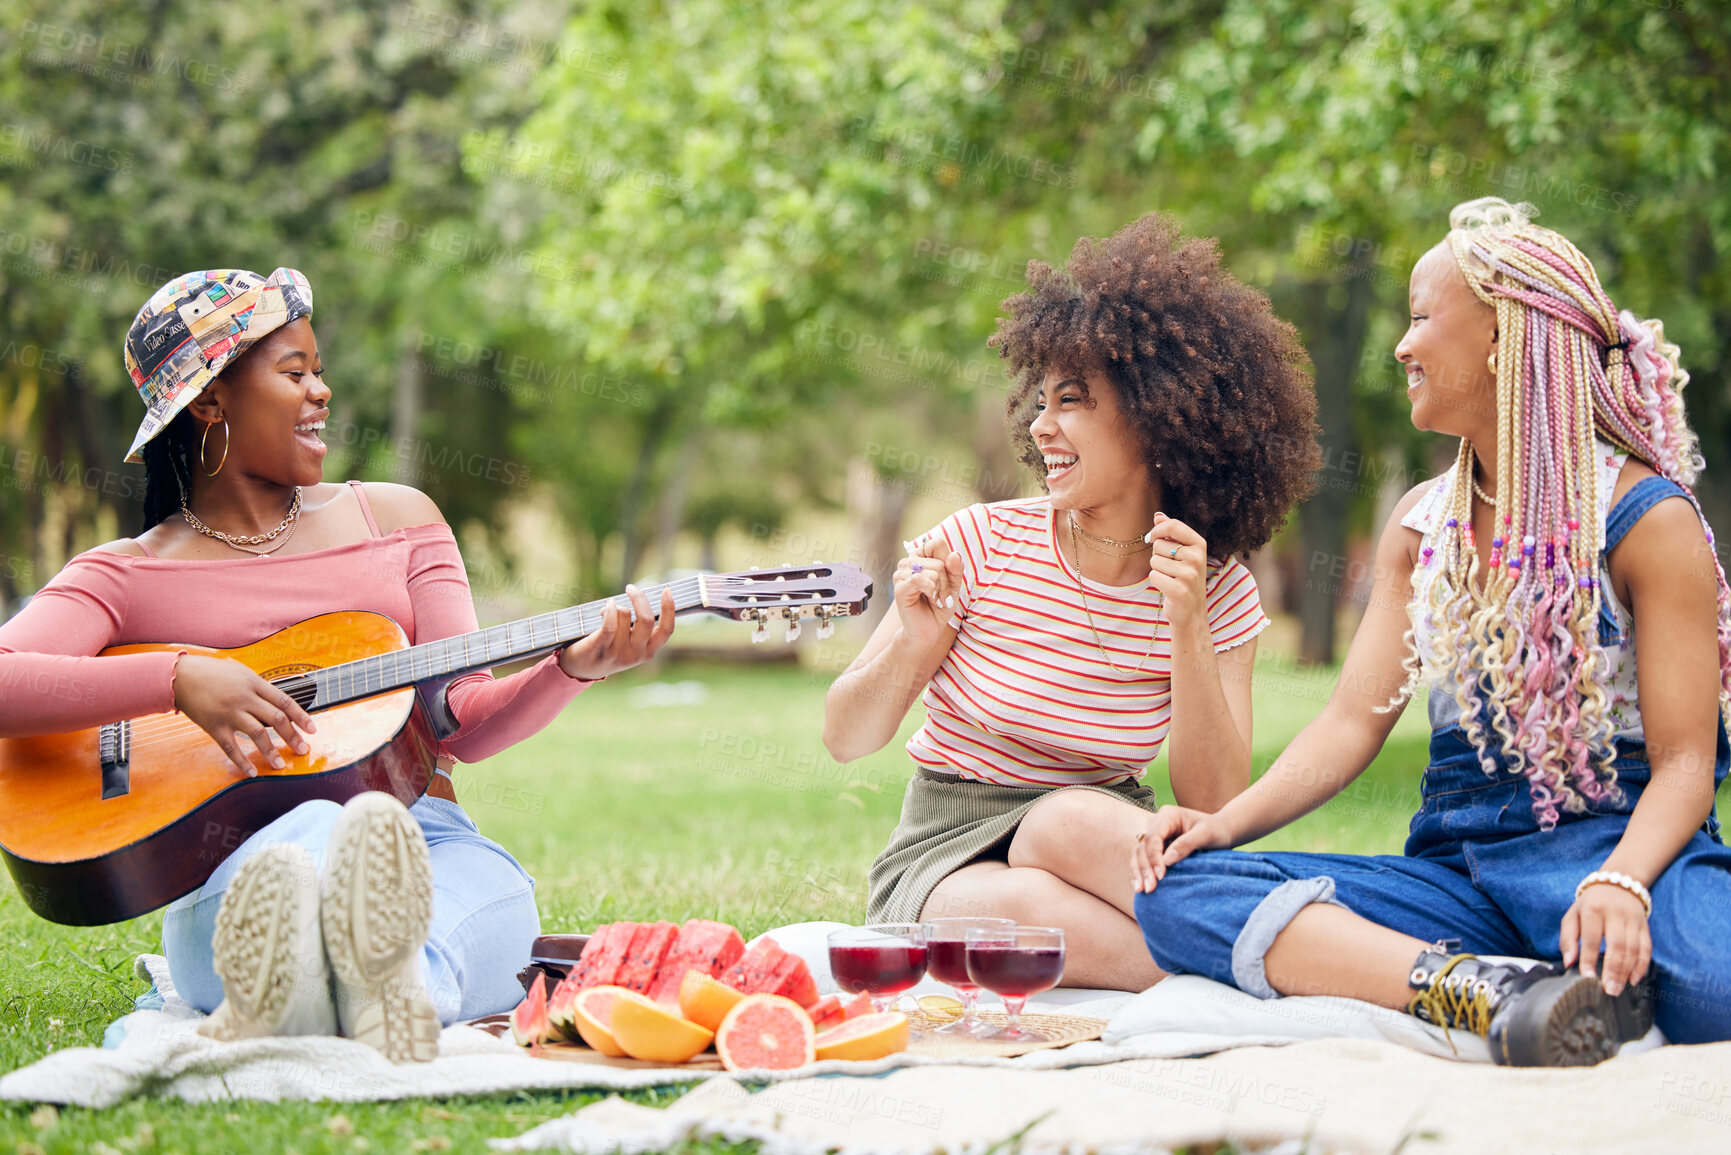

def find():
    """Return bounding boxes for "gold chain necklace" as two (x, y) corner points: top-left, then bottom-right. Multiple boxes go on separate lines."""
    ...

(182, 487), (303, 554)
(1069, 512), (1160, 675)
(1069, 515), (1147, 551)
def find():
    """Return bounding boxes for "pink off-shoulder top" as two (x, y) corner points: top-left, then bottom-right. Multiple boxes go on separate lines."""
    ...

(0, 482), (589, 761)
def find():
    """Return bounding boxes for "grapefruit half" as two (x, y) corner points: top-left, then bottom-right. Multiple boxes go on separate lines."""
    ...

(813, 1012), (910, 1062)
(714, 994), (816, 1072)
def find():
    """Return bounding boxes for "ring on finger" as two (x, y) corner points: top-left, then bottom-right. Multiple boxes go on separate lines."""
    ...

(1168, 545), (1179, 558)
(911, 562), (924, 574)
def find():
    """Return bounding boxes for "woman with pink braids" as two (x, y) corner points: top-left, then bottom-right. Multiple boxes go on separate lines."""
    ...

(1131, 197), (1731, 1066)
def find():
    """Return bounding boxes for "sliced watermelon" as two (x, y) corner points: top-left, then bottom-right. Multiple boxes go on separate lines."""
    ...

(572, 922), (615, 989)
(722, 938), (788, 993)
(762, 953), (819, 1008)
(840, 991), (874, 1020)
(546, 973), (583, 1042)
(648, 920), (747, 1006)
(808, 994), (846, 1031)
(616, 921), (679, 993)
(510, 973), (550, 1047)
(585, 921), (637, 989)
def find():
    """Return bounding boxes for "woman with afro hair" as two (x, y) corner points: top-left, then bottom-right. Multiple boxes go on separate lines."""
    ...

(824, 213), (1320, 990)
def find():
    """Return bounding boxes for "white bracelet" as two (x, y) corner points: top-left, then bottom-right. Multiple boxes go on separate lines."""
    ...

(1574, 870), (1653, 917)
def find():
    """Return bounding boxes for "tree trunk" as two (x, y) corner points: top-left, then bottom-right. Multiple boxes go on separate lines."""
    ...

(617, 402), (679, 586)
(654, 433), (699, 579)
(848, 457), (911, 631)
(389, 330), (422, 457)
(1285, 272), (1374, 666)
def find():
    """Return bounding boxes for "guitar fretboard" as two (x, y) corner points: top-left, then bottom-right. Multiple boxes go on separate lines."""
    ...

(292, 576), (707, 710)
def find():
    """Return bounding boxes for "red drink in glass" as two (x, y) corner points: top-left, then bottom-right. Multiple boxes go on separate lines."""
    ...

(826, 923), (927, 1014)
(921, 917), (1015, 1036)
(964, 925), (1065, 1041)
(925, 938), (972, 989)
(830, 943), (926, 995)
(964, 946), (1065, 999)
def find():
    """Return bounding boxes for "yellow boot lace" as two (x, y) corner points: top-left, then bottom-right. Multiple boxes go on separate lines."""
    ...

(1406, 954), (1500, 1054)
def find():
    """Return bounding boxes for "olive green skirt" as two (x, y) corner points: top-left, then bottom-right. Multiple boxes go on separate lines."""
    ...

(864, 767), (1160, 924)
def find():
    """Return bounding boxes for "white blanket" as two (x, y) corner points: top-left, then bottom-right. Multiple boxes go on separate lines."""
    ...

(496, 1038), (1731, 1155)
(0, 921), (1671, 1111)
(0, 953), (1283, 1107)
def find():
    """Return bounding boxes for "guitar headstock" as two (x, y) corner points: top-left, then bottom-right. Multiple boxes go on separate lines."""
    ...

(699, 563), (873, 642)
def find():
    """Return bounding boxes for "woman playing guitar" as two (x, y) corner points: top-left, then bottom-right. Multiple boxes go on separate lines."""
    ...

(0, 268), (674, 1061)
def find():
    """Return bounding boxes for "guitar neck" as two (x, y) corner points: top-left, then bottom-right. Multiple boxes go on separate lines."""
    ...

(292, 576), (709, 711)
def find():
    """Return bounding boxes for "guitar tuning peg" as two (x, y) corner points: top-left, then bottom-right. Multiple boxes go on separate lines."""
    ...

(749, 565), (760, 571)
(785, 618), (801, 643)
(752, 620), (768, 644)
(816, 618), (835, 640)
(775, 574), (787, 582)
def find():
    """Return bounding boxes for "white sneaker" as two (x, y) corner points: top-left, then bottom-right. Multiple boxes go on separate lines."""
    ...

(199, 843), (337, 1041)
(320, 792), (441, 1063)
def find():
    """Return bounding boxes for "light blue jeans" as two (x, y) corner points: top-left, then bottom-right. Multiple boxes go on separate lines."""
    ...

(162, 796), (540, 1026)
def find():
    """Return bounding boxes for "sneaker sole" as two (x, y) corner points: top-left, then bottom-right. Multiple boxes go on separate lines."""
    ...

(322, 793), (439, 1062)
(1492, 970), (1656, 1067)
(204, 844), (324, 1039)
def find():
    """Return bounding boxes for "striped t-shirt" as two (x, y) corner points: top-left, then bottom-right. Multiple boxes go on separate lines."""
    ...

(906, 497), (1270, 788)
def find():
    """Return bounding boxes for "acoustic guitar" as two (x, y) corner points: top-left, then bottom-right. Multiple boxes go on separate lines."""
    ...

(0, 564), (871, 926)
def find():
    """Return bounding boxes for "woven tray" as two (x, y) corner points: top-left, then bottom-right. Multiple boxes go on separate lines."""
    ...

(471, 1010), (1106, 1068)
(902, 1009), (1107, 1059)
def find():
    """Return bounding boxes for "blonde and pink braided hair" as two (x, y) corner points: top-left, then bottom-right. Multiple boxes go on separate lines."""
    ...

(1388, 198), (1731, 828)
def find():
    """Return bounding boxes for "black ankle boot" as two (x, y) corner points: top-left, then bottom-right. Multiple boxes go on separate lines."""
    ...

(1405, 948), (1656, 1067)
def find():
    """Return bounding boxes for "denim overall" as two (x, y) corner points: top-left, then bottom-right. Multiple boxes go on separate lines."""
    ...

(1134, 477), (1731, 1044)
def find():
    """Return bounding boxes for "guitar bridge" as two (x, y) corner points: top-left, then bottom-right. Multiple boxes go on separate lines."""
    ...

(98, 720), (131, 799)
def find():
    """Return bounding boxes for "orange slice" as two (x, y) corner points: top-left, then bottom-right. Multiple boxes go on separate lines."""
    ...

(609, 994), (716, 1063)
(679, 969), (748, 1032)
(574, 985), (649, 1058)
(714, 994), (816, 1072)
(814, 1012), (910, 1062)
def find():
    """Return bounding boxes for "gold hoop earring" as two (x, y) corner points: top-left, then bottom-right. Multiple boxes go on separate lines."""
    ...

(201, 418), (229, 477)
(1486, 353), (1497, 377)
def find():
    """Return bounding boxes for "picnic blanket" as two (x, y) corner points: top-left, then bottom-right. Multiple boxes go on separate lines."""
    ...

(0, 951), (1289, 1107)
(496, 1037), (1731, 1155)
(0, 920), (1680, 1130)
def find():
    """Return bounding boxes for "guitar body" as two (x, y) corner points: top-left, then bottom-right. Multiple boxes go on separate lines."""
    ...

(0, 611), (435, 926)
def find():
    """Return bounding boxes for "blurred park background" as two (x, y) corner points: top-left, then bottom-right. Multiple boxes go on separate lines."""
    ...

(1, 0), (1727, 671)
(1, 5), (1728, 1143)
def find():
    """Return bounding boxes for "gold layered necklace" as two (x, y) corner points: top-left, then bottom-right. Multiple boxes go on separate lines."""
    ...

(1068, 511), (1160, 675)
(182, 487), (303, 556)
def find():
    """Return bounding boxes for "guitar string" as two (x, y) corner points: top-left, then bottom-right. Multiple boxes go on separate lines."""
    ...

(120, 573), (850, 742)
(122, 578), (708, 744)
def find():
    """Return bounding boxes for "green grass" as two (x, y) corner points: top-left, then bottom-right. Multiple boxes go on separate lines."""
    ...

(0, 654), (1449, 1152)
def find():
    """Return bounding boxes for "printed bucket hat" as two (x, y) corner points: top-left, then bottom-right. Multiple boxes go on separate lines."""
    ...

(122, 267), (313, 462)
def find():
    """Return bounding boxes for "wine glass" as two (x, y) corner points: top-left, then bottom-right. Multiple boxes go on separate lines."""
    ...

(965, 925), (1065, 1041)
(827, 923), (927, 1013)
(921, 916), (1015, 1035)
